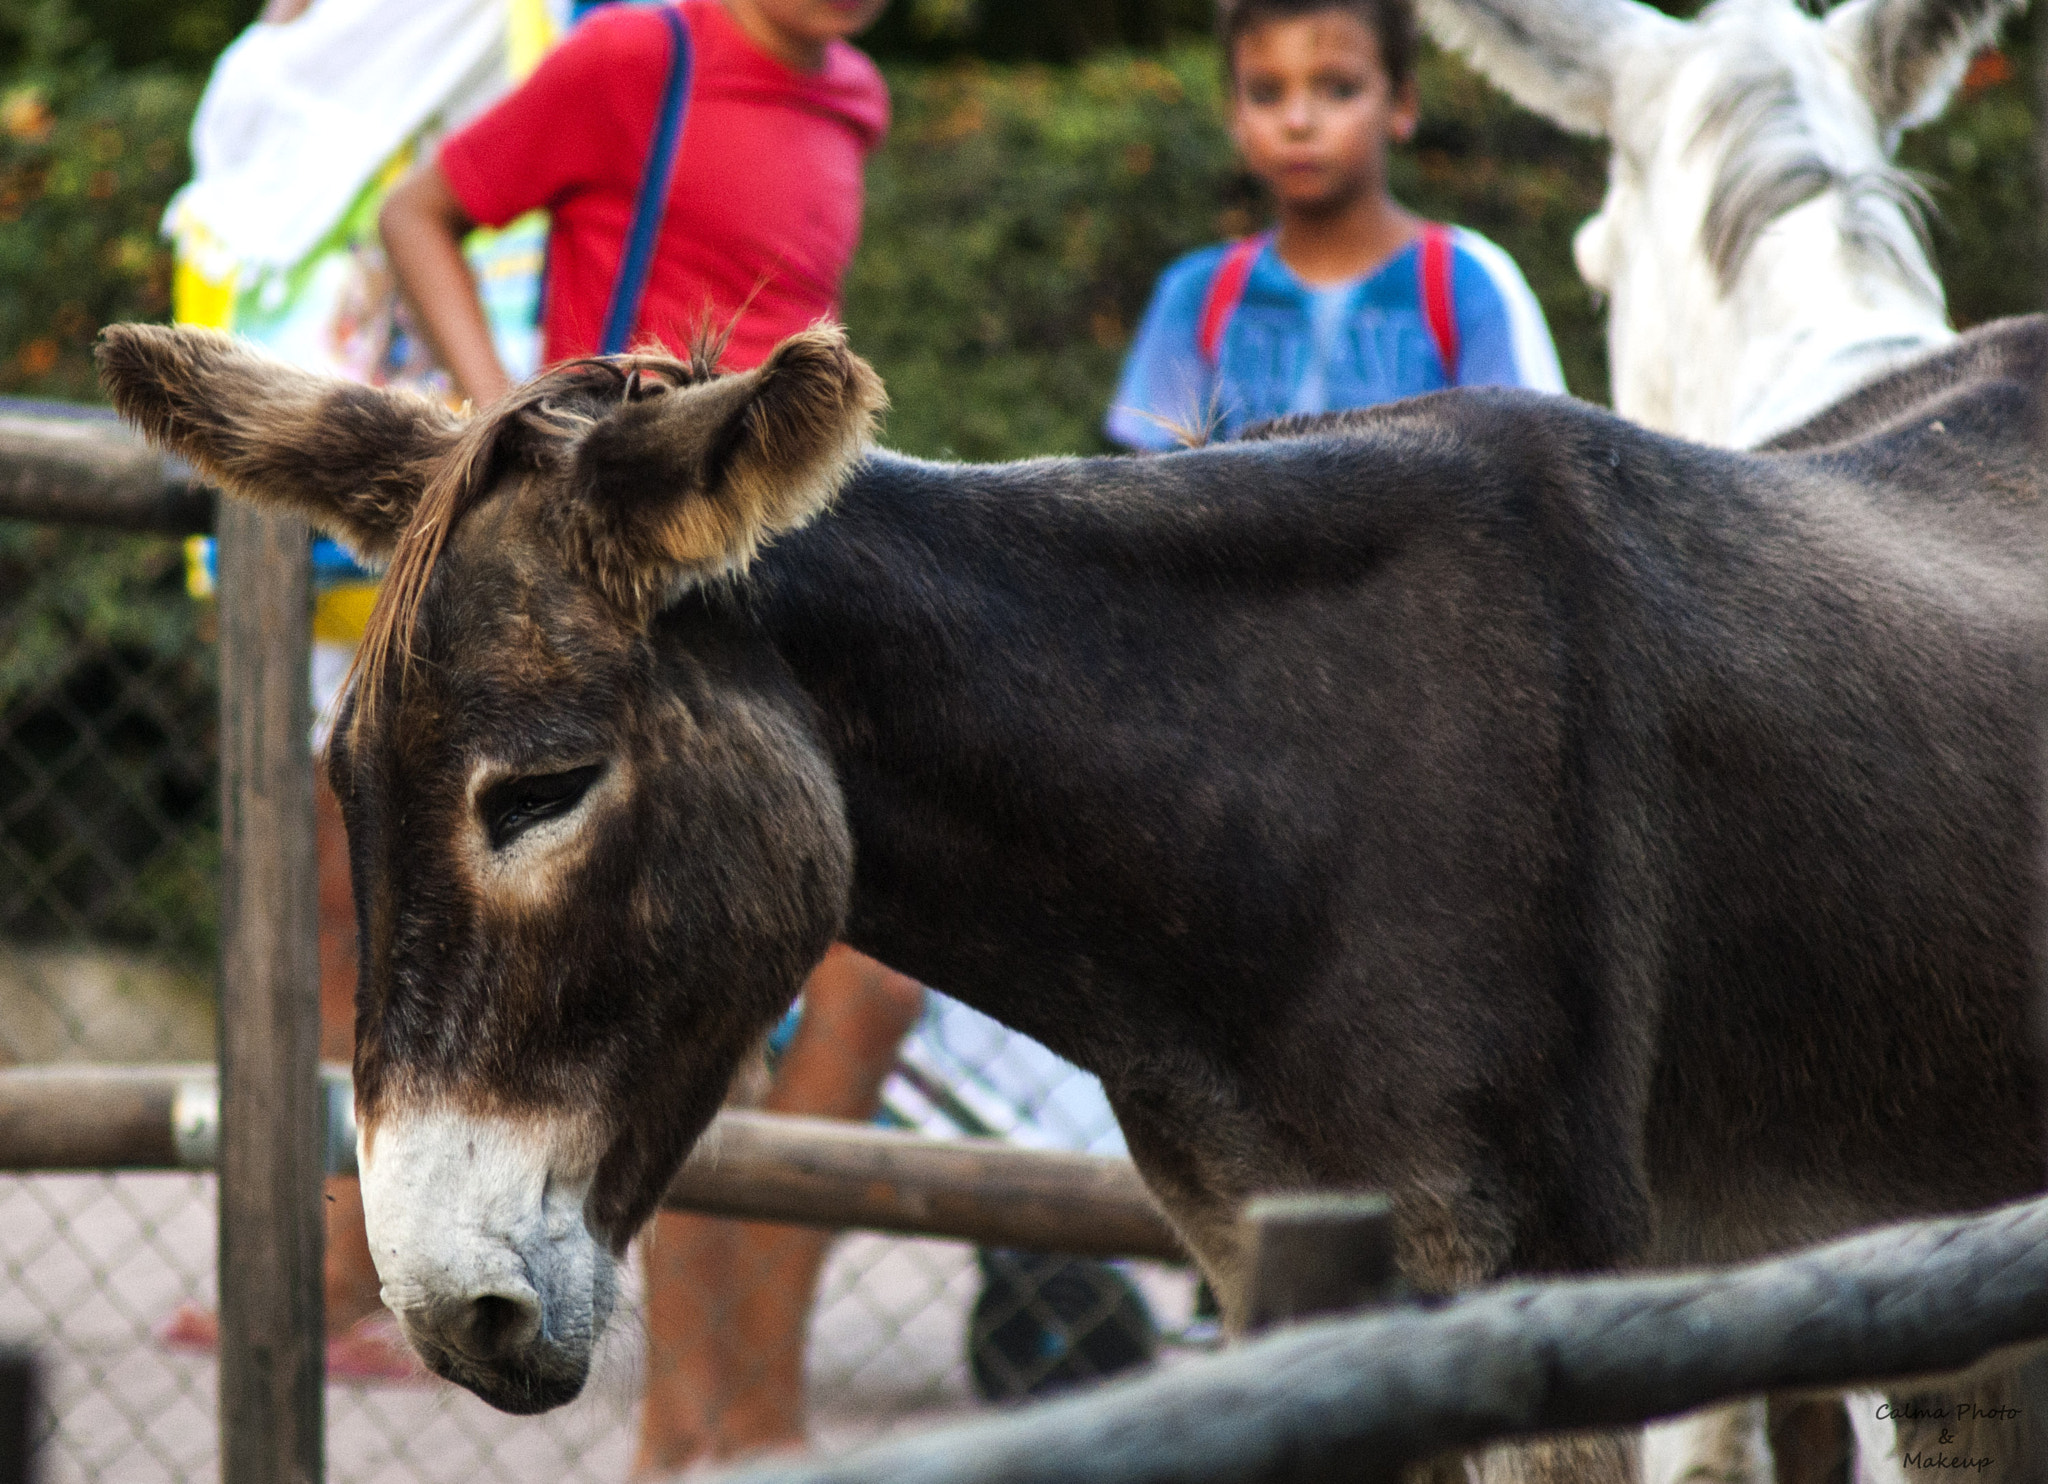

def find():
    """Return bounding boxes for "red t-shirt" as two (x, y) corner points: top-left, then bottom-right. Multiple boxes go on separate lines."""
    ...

(439, 0), (888, 371)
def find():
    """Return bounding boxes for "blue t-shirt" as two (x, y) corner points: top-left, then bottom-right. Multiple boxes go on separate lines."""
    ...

(1106, 227), (1567, 451)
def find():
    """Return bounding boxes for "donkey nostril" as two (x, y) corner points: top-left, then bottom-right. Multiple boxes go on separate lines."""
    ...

(455, 1292), (542, 1361)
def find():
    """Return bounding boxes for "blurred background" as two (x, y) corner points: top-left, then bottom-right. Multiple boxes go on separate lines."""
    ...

(0, 0), (2038, 1477)
(2, 0), (2039, 441)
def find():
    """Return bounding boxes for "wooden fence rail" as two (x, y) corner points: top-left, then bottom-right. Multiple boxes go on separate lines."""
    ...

(0, 398), (211, 533)
(721, 1193), (2048, 1484)
(0, 1065), (1184, 1260)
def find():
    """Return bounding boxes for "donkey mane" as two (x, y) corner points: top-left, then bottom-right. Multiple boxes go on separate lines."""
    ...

(1691, 9), (1935, 292)
(346, 344), (725, 739)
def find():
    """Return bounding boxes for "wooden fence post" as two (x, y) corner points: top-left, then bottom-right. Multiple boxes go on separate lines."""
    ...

(216, 501), (323, 1484)
(1241, 1192), (1398, 1334)
(1244, 1193), (1410, 1482)
(0, 1349), (34, 1484)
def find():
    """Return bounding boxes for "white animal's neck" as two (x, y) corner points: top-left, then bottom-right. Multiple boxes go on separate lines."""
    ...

(1615, 193), (1953, 448)
(1596, 0), (1955, 449)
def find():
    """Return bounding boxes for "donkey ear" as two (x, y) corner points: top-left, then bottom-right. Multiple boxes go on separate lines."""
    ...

(96, 323), (461, 564)
(560, 325), (886, 616)
(1828, 0), (2021, 134)
(1417, 0), (1681, 135)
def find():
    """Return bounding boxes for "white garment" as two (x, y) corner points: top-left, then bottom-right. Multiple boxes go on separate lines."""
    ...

(891, 996), (1126, 1157)
(1286, 283), (1358, 419)
(166, 0), (511, 273)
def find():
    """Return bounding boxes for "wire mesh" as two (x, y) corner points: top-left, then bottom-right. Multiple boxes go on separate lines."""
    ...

(0, 519), (1199, 1483)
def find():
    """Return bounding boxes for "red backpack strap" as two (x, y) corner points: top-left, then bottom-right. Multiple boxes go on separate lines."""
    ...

(1197, 234), (1268, 366)
(1418, 223), (1460, 382)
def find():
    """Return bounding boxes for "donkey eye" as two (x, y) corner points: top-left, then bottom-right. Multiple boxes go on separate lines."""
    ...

(482, 764), (605, 850)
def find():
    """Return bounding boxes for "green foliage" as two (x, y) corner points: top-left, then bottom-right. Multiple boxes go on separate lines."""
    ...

(1397, 45), (1609, 406)
(846, 50), (1246, 459)
(0, 0), (199, 398)
(862, 0), (1212, 66)
(0, 0), (220, 961)
(0, 522), (203, 702)
(845, 42), (1609, 460)
(0, 0), (257, 76)
(0, 522), (217, 963)
(1900, 27), (2042, 331)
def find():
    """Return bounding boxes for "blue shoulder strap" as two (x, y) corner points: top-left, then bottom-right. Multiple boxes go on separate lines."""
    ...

(599, 4), (693, 356)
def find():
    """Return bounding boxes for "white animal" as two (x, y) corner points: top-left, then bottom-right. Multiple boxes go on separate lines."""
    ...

(1420, 0), (2027, 1479)
(1421, 0), (2018, 448)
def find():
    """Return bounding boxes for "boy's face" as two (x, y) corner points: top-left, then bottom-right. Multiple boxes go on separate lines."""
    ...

(1230, 11), (1418, 213)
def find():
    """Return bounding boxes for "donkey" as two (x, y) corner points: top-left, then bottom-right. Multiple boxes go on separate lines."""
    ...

(1419, 0), (2021, 449)
(98, 319), (2048, 1482)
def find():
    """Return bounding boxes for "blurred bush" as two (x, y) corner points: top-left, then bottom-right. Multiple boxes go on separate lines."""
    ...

(0, 0), (257, 75)
(1399, 46), (1610, 410)
(1902, 34), (2044, 333)
(0, 1), (219, 962)
(0, 1), (199, 400)
(0, 520), (218, 963)
(846, 49), (1247, 459)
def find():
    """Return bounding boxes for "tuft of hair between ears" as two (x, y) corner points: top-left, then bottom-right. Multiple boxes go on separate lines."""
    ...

(555, 325), (888, 621)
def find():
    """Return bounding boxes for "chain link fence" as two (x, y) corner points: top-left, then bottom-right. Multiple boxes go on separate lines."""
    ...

(0, 513), (1197, 1483)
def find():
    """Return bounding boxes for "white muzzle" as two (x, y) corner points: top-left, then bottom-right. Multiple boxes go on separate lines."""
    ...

(358, 1106), (616, 1414)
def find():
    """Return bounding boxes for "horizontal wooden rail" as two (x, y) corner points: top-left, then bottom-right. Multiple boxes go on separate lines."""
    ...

(0, 1065), (1183, 1260)
(0, 1063), (202, 1169)
(670, 1110), (1182, 1259)
(724, 1194), (2048, 1484)
(0, 399), (213, 534)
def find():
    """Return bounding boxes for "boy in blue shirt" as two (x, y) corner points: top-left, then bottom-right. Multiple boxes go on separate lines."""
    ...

(1108, 0), (1564, 449)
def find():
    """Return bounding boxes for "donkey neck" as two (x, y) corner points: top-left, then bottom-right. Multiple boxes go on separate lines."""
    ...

(730, 443), (1398, 1082)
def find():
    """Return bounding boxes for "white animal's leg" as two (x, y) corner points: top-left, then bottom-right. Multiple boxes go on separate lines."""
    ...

(1843, 1391), (1903, 1484)
(1641, 1403), (1768, 1484)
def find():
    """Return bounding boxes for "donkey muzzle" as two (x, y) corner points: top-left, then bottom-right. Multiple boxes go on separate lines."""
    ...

(357, 1105), (616, 1414)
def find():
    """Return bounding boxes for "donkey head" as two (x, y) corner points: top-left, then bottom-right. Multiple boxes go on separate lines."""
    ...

(100, 323), (884, 1413)
(1419, 0), (2017, 443)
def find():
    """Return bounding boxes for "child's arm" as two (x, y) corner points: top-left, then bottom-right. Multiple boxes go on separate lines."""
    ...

(1443, 232), (1565, 395)
(380, 162), (513, 406)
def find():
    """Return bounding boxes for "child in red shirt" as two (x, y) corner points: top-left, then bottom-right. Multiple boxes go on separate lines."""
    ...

(381, 1), (920, 1474)
(382, 0), (889, 393)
